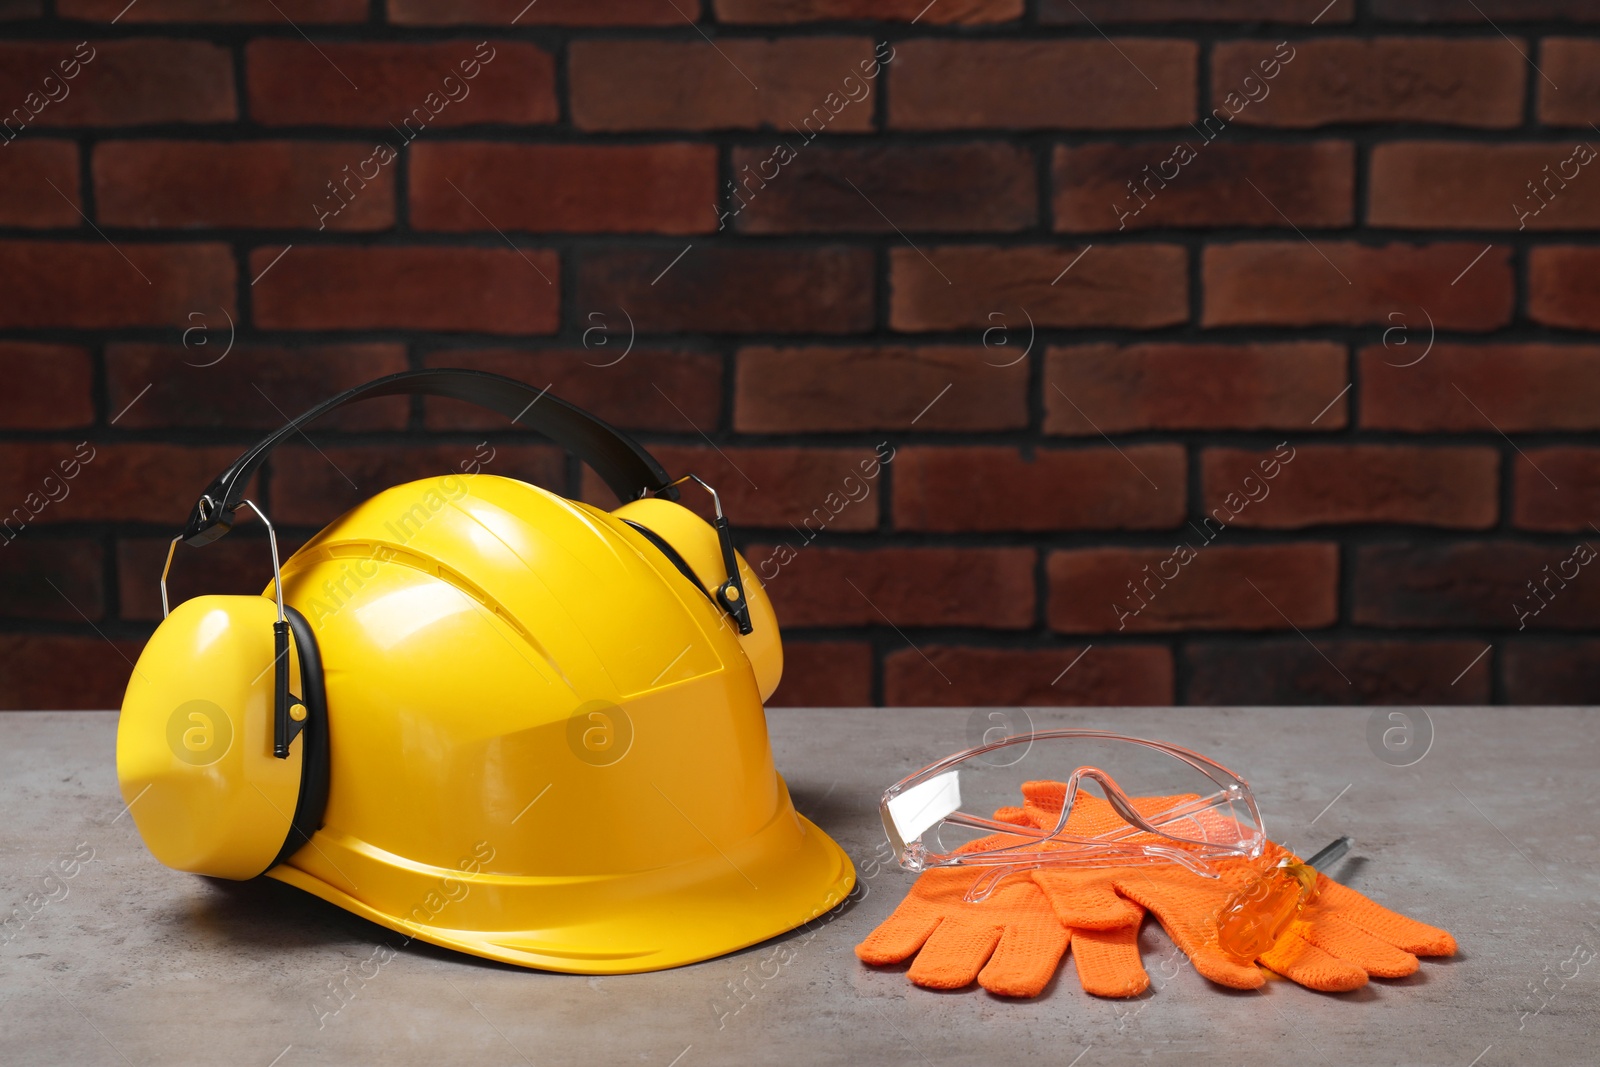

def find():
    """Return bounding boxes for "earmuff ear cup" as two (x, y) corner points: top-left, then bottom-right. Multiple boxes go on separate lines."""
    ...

(611, 497), (782, 702)
(117, 595), (322, 879)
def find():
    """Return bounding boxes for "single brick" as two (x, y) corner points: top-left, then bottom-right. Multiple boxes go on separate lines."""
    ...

(118, 534), (305, 621)
(1359, 343), (1600, 433)
(581, 444), (892, 532)
(1184, 639), (1490, 705)
(1503, 640), (1600, 704)
(95, 141), (395, 231)
(1512, 449), (1600, 533)
(270, 444), (567, 528)
(1373, 0), (1600, 20)
(0, 636), (148, 710)
(1200, 445), (1499, 529)
(389, 0), (678, 22)
(0, 40), (235, 126)
(58, 0), (364, 20)
(421, 350), (723, 433)
(893, 445), (1186, 532)
(717, 0), (1021, 22)
(0, 140), (80, 227)
(0, 443), (250, 525)
(1202, 242), (1512, 329)
(1042, 0), (1352, 21)
(0, 343), (93, 428)
(884, 645), (1174, 707)
(1369, 142), (1600, 230)
(745, 545), (1035, 628)
(735, 346), (1028, 432)
(1529, 247), (1600, 330)
(890, 244), (1188, 331)
(570, 38), (880, 132)
(0, 0), (40, 16)
(250, 246), (559, 334)
(247, 40), (555, 127)
(890, 39), (1196, 130)
(1048, 543), (1339, 634)
(410, 143), (717, 235)
(766, 641), (874, 707)
(1045, 342), (1348, 434)
(106, 346), (409, 431)
(1210, 38), (1524, 128)
(1540, 40), (1600, 125)
(730, 142), (1036, 234)
(577, 246), (872, 334)
(0, 539), (104, 621)
(1353, 542), (1600, 630)
(0, 241), (235, 328)
(1055, 141), (1354, 232)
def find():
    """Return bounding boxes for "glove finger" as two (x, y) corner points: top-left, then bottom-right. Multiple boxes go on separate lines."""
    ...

(975, 913), (1071, 998)
(1107, 871), (1227, 952)
(905, 916), (1002, 991)
(855, 904), (942, 966)
(1259, 929), (1368, 992)
(1069, 923), (1150, 998)
(1033, 871), (1143, 929)
(1109, 876), (1263, 990)
(1314, 877), (1457, 957)
(1187, 945), (1268, 990)
(1298, 914), (1419, 979)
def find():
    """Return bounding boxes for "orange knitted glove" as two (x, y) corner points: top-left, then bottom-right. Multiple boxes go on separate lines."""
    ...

(1010, 781), (1458, 993)
(857, 792), (1219, 998)
(854, 846), (1143, 997)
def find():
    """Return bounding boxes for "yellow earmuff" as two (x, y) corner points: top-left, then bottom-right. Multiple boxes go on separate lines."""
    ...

(117, 595), (325, 878)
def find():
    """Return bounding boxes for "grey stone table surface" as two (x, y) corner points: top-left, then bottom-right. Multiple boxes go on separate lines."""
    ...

(2, 707), (1595, 1067)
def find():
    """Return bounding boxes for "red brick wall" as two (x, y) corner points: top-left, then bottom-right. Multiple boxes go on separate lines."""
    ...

(1, 0), (1597, 708)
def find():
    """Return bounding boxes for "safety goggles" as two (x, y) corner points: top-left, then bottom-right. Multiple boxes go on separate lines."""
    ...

(880, 730), (1266, 891)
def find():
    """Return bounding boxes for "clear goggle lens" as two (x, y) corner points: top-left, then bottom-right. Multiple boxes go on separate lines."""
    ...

(881, 730), (1265, 896)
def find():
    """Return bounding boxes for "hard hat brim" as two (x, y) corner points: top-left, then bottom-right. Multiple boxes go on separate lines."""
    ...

(266, 811), (856, 974)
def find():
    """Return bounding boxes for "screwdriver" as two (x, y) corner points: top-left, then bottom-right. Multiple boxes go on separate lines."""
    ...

(1215, 836), (1353, 960)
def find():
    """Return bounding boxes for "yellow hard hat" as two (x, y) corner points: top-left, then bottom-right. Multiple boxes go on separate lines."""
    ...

(116, 369), (854, 973)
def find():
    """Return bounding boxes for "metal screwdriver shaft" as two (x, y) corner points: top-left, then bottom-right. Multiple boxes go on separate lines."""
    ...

(1306, 835), (1353, 870)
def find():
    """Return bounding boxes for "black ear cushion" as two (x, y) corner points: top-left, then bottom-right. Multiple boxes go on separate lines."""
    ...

(267, 605), (331, 873)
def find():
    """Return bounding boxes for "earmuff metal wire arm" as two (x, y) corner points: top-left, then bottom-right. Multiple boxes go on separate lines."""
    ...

(231, 499), (306, 760)
(657, 474), (754, 635)
(163, 497), (302, 760)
